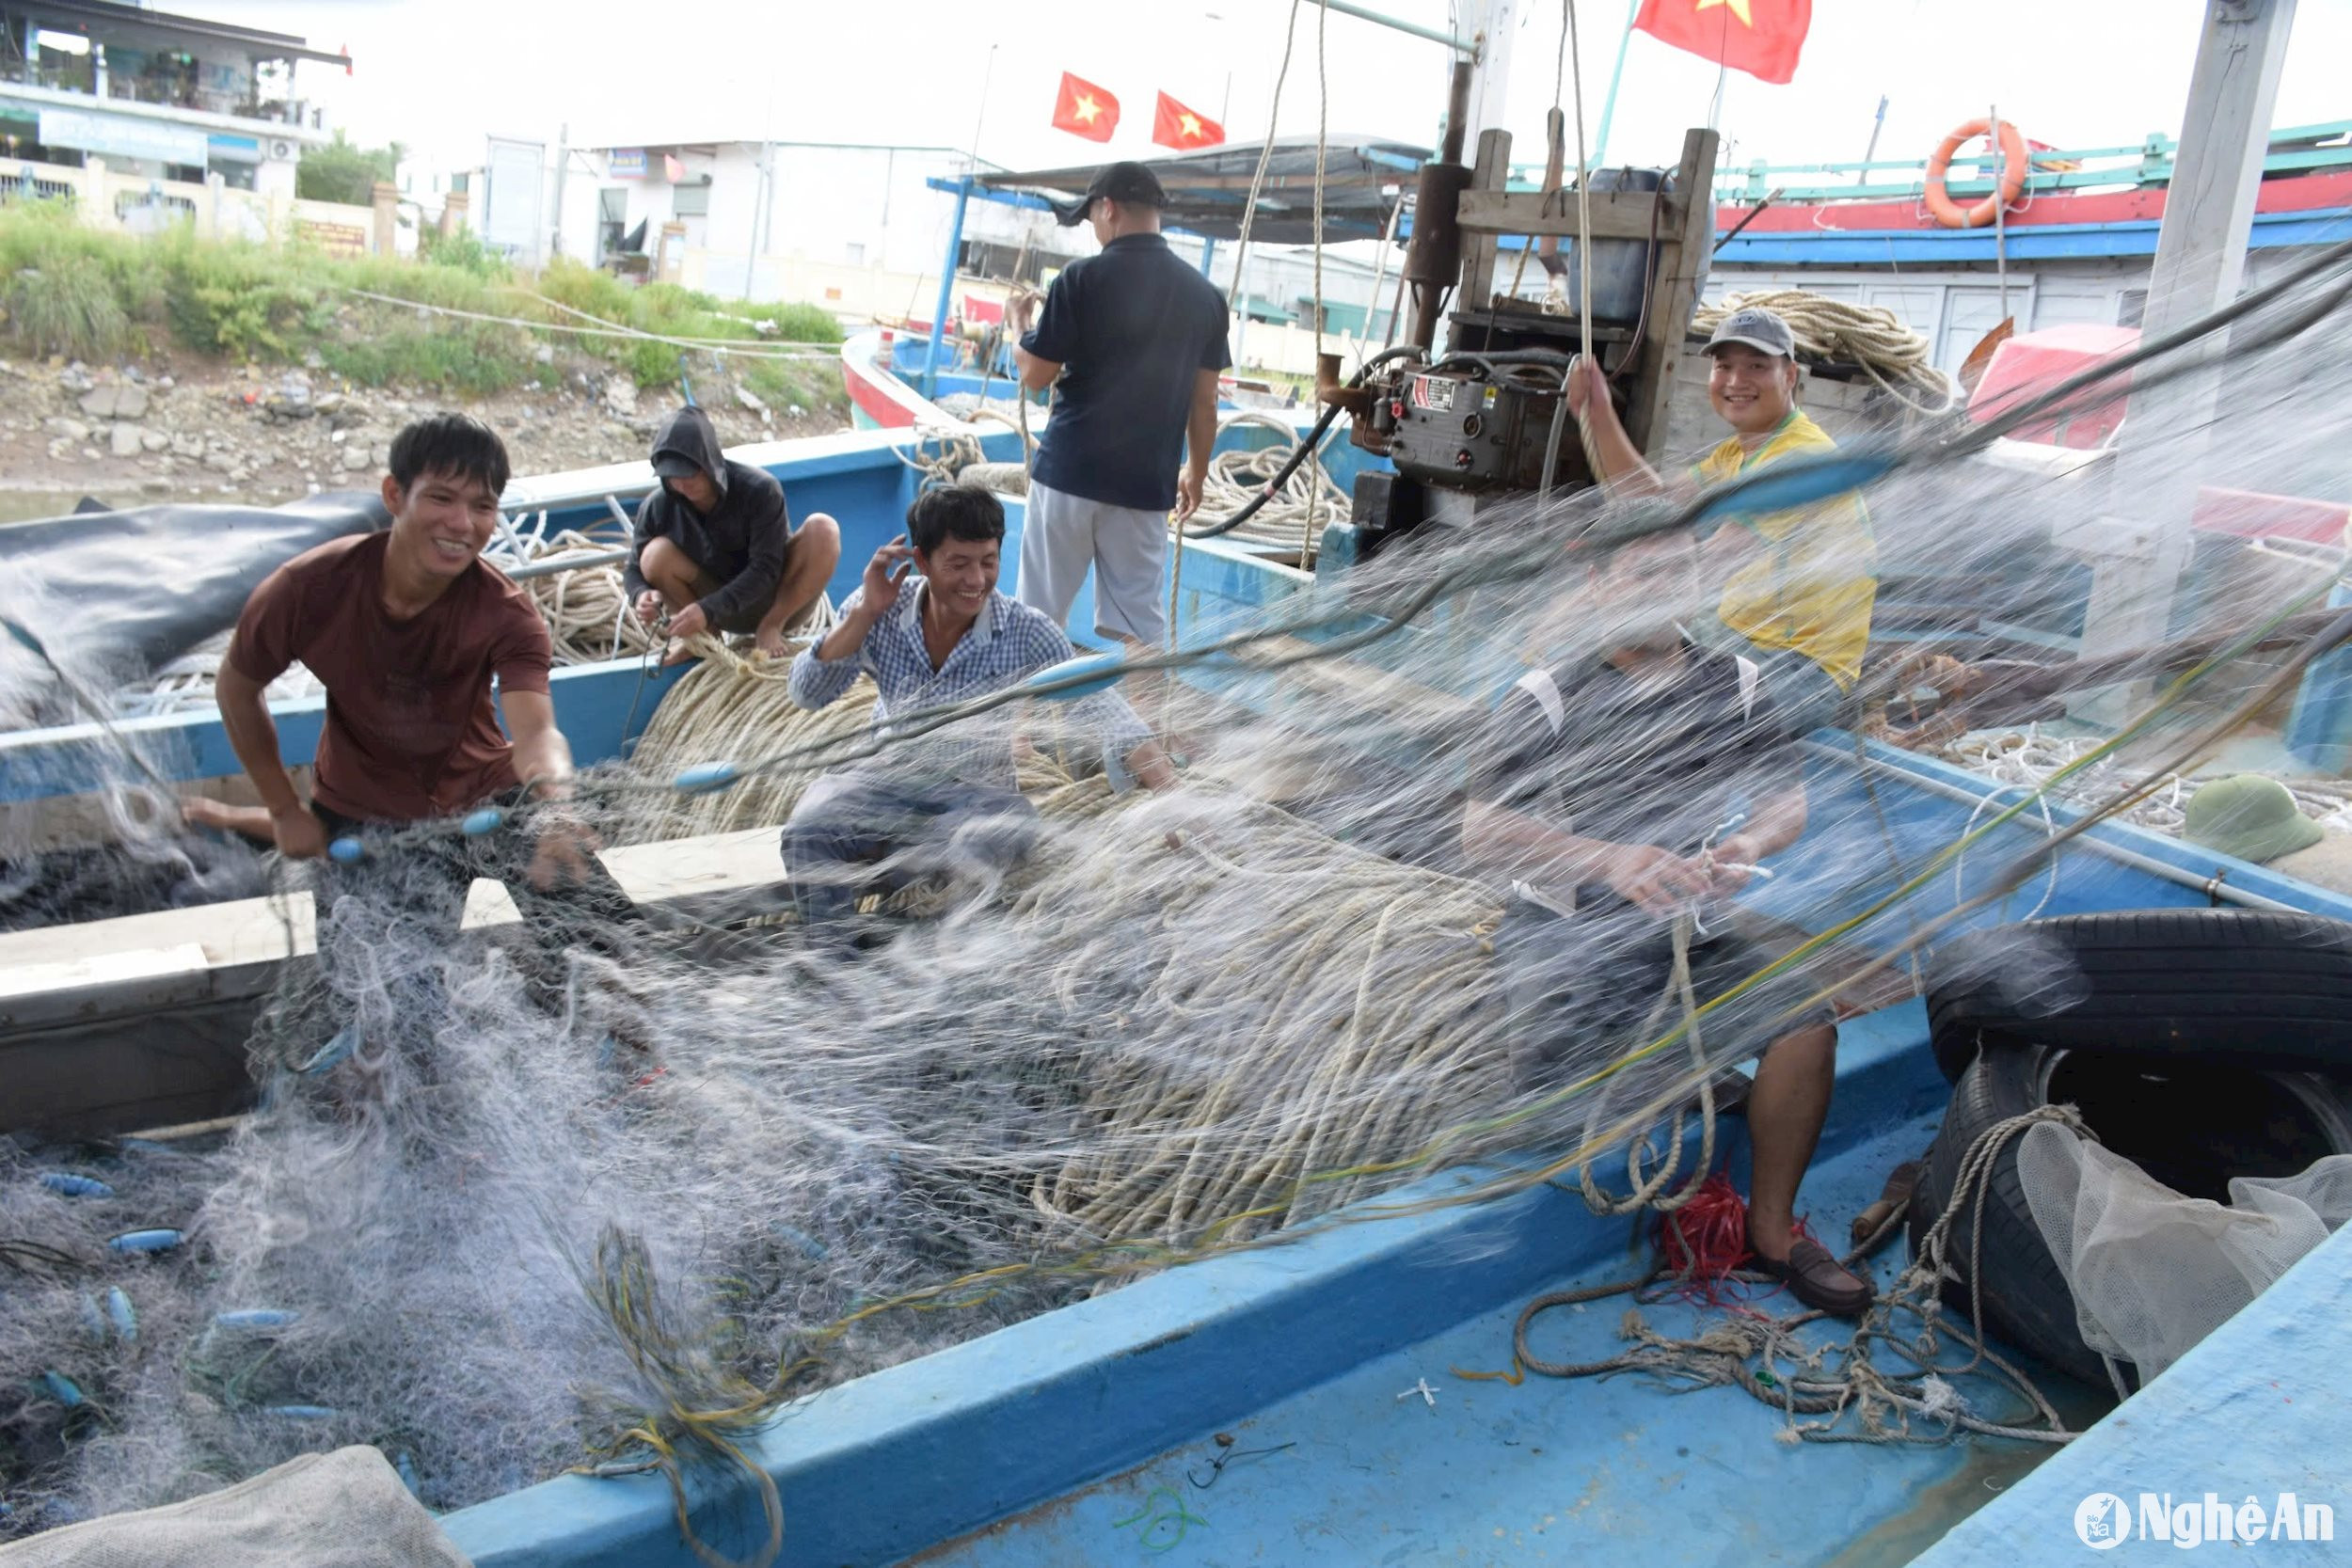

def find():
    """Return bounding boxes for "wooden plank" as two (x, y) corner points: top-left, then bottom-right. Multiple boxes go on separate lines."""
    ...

(0, 826), (793, 1032)
(1454, 128), (1512, 317)
(1455, 187), (1683, 244)
(1627, 127), (1721, 459)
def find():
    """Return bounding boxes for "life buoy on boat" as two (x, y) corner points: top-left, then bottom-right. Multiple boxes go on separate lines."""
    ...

(1921, 116), (2028, 230)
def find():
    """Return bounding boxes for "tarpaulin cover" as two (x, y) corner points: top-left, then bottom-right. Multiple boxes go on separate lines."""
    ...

(0, 490), (387, 682)
(1965, 324), (2140, 450)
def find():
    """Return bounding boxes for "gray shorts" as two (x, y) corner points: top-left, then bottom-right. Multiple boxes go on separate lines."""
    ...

(1016, 480), (1169, 645)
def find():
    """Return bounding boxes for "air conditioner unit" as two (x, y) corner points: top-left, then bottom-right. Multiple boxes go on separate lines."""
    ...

(268, 138), (294, 161)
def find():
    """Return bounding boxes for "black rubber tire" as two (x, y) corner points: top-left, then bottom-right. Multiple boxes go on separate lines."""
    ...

(1909, 1038), (2352, 1389)
(1907, 1042), (2115, 1389)
(1925, 908), (2352, 1085)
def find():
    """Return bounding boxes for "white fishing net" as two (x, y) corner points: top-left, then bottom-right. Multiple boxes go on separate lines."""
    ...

(2017, 1125), (2352, 1381)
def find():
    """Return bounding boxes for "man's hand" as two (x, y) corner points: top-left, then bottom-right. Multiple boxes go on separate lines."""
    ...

(1704, 832), (1767, 896)
(1005, 287), (1039, 336)
(634, 589), (665, 626)
(1564, 355), (1610, 419)
(527, 811), (601, 892)
(269, 803), (327, 861)
(1174, 467), (1205, 523)
(666, 602), (709, 643)
(862, 535), (916, 616)
(1597, 843), (1712, 917)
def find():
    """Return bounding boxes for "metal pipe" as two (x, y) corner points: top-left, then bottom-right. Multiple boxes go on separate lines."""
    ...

(500, 546), (634, 580)
(1306, 0), (1474, 55)
(923, 178), (973, 401)
(1798, 739), (2296, 912)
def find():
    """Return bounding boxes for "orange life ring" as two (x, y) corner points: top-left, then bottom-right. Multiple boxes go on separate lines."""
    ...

(1922, 117), (2028, 230)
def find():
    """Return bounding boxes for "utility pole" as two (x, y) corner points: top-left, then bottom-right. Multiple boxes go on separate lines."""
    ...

(551, 122), (567, 261)
(2072, 0), (2297, 714)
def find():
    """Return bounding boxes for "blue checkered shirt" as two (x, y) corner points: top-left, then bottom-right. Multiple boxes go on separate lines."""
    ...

(787, 579), (1151, 790)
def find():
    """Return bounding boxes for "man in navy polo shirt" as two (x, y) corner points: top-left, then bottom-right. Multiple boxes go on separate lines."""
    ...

(1009, 161), (1232, 651)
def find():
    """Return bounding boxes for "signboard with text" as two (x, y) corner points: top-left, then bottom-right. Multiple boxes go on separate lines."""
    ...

(607, 149), (645, 179)
(38, 106), (209, 167)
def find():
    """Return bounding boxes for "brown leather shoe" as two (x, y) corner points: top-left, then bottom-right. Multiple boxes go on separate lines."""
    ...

(1751, 1236), (1875, 1317)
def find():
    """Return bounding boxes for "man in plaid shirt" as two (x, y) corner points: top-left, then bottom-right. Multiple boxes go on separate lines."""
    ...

(785, 485), (1176, 933)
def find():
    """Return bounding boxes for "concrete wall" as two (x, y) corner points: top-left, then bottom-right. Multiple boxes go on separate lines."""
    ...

(1, 152), (382, 251)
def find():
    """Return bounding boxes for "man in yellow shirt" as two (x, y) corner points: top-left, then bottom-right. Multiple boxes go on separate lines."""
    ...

(1565, 307), (1877, 736)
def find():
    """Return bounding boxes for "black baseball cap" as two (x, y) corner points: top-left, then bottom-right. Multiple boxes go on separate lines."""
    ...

(651, 451), (702, 480)
(1052, 161), (1168, 226)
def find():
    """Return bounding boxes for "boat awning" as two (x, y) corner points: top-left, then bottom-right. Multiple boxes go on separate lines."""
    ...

(972, 136), (1426, 244)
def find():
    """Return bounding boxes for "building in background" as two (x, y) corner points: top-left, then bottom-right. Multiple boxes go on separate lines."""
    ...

(0, 0), (343, 200)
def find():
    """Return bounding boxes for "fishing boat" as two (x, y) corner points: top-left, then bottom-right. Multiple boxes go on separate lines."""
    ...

(8, 49), (2352, 1565)
(5, 378), (2350, 1562)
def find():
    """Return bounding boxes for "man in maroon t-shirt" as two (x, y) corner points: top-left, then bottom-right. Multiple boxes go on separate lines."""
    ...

(218, 414), (628, 1010)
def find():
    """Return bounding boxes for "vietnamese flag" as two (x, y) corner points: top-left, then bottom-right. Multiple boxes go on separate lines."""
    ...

(1632, 0), (1810, 86)
(1152, 91), (1226, 150)
(1052, 71), (1120, 143)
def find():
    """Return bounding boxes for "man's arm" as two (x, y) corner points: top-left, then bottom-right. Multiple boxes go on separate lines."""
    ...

(790, 539), (908, 710)
(1565, 357), (1669, 496)
(501, 689), (576, 804)
(1175, 368), (1218, 521)
(215, 661), (326, 859)
(502, 689), (604, 892)
(1015, 345), (1060, 395)
(1462, 798), (1712, 916)
(1014, 271), (1076, 394)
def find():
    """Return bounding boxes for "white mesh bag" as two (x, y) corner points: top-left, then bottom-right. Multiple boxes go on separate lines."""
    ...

(2018, 1124), (2352, 1381)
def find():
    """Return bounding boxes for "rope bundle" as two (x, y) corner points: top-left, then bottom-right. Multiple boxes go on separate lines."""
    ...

(1181, 414), (1353, 559)
(497, 529), (663, 667)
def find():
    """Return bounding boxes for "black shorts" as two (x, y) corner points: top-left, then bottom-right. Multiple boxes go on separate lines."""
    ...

(1494, 896), (1835, 1089)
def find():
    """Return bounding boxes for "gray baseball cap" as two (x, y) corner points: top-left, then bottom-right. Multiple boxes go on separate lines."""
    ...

(1704, 307), (1797, 358)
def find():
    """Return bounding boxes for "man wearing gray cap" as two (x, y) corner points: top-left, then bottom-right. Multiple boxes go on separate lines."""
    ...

(1007, 161), (1232, 651)
(1566, 306), (1877, 736)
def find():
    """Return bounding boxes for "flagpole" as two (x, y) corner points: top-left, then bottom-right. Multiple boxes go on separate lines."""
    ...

(1588, 0), (1640, 169)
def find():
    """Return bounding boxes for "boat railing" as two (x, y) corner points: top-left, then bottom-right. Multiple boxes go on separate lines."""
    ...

(1500, 118), (2352, 208)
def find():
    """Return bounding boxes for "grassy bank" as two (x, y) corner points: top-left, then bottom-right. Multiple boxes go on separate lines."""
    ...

(0, 202), (846, 412)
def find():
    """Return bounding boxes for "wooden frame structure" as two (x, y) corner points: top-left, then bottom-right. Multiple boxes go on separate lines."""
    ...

(1451, 127), (1722, 459)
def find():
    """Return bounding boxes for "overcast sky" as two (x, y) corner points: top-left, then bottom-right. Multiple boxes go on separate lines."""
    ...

(198, 0), (2352, 193)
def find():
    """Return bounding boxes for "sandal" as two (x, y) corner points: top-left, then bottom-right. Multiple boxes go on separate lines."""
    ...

(1749, 1234), (1875, 1317)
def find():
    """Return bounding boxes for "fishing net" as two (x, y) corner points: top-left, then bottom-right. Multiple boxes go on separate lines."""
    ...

(3, 234), (2352, 1547)
(2017, 1128), (2352, 1381)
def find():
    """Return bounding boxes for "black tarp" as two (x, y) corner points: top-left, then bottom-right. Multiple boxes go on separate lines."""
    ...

(0, 489), (387, 701)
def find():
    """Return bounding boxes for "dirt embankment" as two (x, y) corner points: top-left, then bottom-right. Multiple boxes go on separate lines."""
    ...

(0, 349), (852, 513)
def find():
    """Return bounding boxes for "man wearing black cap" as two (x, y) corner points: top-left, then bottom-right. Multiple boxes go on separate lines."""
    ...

(1008, 160), (1232, 650)
(624, 404), (842, 662)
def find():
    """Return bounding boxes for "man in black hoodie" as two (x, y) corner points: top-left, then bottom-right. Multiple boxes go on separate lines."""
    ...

(624, 405), (842, 661)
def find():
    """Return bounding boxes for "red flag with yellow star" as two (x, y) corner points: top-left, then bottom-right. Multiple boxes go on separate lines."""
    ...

(1152, 92), (1226, 150)
(1632, 0), (1810, 85)
(1051, 72), (1120, 143)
